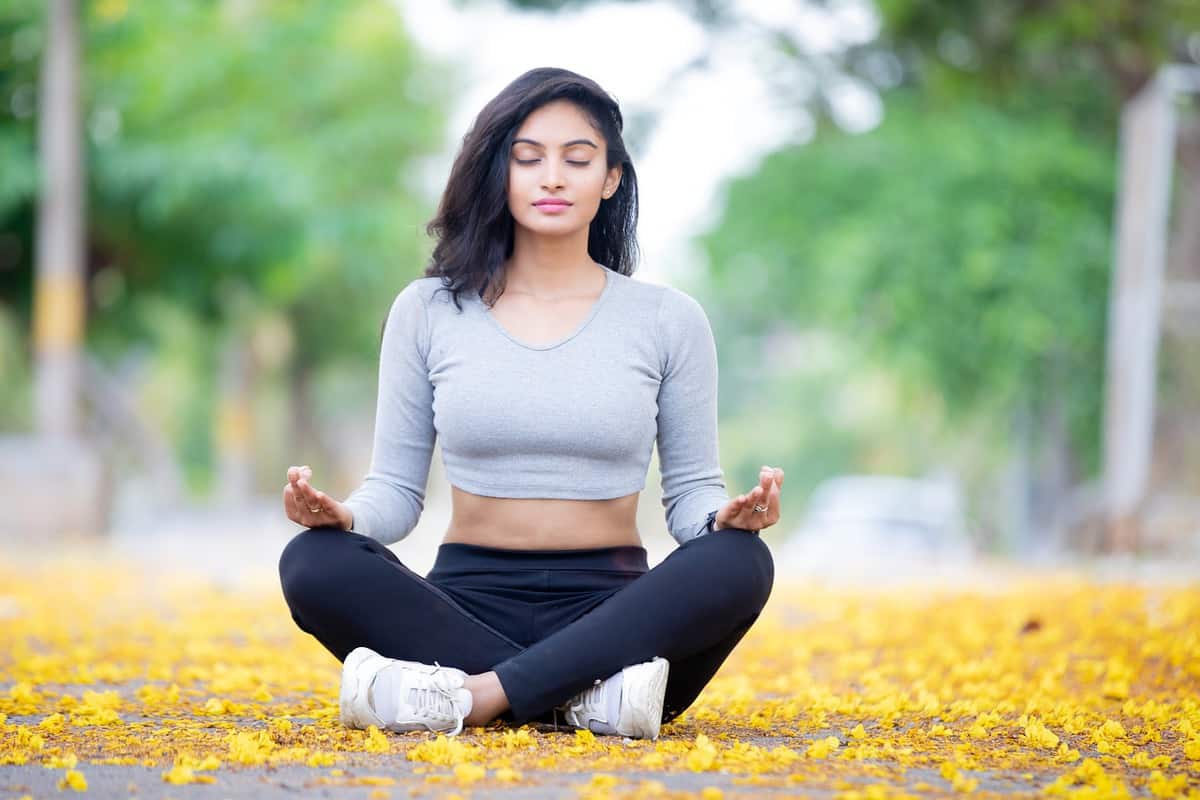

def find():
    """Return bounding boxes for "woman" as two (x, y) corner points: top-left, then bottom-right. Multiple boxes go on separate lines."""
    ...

(278, 67), (782, 741)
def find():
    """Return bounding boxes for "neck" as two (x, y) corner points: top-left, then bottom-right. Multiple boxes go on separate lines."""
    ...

(504, 228), (600, 295)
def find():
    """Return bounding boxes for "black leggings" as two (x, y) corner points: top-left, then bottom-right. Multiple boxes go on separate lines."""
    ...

(278, 527), (774, 726)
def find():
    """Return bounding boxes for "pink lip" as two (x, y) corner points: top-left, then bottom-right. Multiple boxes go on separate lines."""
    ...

(534, 200), (572, 206)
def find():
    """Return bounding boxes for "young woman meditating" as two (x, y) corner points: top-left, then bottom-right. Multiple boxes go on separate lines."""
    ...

(278, 67), (782, 741)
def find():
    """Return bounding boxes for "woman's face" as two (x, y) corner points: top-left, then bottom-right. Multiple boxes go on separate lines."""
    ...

(507, 99), (622, 237)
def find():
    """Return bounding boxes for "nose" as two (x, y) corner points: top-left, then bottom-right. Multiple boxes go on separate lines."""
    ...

(540, 159), (565, 191)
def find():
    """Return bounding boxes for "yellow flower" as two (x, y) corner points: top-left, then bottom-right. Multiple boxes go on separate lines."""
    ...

(686, 734), (719, 771)
(494, 766), (523, 783)
(363, 724), (391, 754)
(806, 736), (841, 759)
(37, 713), (66, 733)
(1147, 770), (1188, 799)
(453, 762), (486, 785)
(1022, 719), (1060, 750)
(57, 769), (87, 792)
(226, 729), (275, 765)
(305, 751), (337, 767)
(162, 765), (216, 785)
(406, 733), (479, 765)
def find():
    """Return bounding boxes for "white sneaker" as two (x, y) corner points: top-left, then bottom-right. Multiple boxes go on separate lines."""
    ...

(340, 646), (474, 736)
(560, 657), (669, 740)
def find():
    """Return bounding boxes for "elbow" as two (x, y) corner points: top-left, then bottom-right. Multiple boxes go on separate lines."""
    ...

(343, 477), (425, 545)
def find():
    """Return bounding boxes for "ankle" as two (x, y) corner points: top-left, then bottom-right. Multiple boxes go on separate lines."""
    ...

(462, 672), (509, 726)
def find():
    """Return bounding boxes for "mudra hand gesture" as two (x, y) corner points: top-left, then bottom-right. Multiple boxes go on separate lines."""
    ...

(283, 465), (353, 531)
(715, 465), (784, 532)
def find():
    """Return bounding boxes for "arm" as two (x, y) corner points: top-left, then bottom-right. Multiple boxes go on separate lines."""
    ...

(341, 281), (436, 545)
(655, 287), (731, 546)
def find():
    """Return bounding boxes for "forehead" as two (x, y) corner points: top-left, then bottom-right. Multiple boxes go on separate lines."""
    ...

(514, 100), (601, 142)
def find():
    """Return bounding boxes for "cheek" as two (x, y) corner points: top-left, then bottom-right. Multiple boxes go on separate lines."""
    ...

(507, 173), (528, 210)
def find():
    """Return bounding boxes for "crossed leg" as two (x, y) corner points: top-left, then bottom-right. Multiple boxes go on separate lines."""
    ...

(279, 526), (774, 727)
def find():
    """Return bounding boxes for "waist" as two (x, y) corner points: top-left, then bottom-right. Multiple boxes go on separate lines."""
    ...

(444, 485), (642, 550)
(429, 541), (649, 575)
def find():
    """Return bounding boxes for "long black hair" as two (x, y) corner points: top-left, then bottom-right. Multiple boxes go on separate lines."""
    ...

(423, 67), (640, 311)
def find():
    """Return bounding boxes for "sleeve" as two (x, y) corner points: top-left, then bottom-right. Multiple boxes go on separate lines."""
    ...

(341, 281), (436, 545)
(655, 287), (730, 546)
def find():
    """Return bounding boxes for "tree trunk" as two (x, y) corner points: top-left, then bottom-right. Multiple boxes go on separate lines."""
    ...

(33, 0), (86, 439)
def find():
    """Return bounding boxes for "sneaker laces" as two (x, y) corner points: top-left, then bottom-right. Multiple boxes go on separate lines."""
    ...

(569, 679), (605, 715)
(407, 686), (464, 730)
(396, 661), (469, 735)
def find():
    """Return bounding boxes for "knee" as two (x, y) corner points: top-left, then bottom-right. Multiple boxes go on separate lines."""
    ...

(278, 527), (350, 609)
(693, 530), (775, 614)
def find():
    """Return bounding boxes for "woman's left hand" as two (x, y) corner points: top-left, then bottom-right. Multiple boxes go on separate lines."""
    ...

(715, 465), (784, 532)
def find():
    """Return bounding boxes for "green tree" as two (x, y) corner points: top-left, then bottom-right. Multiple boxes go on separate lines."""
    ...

(702, 91), (1114, 477)
(0, 0), (453, 489)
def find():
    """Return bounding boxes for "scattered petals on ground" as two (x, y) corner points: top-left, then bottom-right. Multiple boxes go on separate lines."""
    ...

(1, 552), (1198, 797)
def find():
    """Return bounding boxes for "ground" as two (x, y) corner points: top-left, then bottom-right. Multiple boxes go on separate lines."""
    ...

(1, 546), (1198, 799)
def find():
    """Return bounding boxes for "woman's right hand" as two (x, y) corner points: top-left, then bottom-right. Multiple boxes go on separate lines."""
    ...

(283, 465), (353, 531)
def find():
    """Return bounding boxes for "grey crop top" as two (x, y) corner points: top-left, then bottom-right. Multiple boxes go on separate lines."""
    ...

(341, 266), (731, 547)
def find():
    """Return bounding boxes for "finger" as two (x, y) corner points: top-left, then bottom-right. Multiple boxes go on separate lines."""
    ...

(743, 485), (767, 517)
(287, 465), (300, 483)
(297, 477), (317, 504)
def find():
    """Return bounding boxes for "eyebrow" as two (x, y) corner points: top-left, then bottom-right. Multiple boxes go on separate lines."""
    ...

(511, 137), (598, 149)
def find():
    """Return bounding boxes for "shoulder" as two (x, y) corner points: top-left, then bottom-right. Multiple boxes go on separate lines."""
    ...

(653, 282), (713, 335)
(387, 276), (460, 317)
(397, 276), (444, 305)
(605, 271), (709, 326)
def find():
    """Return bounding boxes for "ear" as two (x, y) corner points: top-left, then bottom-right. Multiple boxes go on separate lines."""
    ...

(604, 164), (623, 198)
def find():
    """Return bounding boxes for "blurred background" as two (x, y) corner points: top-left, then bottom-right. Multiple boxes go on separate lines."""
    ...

(1, 0), (1199, 576)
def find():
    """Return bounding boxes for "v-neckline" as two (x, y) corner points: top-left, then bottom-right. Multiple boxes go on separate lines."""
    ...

(482, 267), (614, 351)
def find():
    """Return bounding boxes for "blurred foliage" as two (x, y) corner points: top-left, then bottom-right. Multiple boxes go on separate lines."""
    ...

(874, 0), (1200, 103)
(1, 0), (449, 366)
(701, 91), (1114, 478)
(0, 0), (453, 486)
(483, 0), (1199, 528)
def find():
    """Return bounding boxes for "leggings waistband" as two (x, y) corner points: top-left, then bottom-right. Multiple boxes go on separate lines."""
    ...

(430, 542), (649, 574)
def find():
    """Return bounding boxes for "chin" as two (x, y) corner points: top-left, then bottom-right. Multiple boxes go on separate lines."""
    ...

(520, 217), (586, 235)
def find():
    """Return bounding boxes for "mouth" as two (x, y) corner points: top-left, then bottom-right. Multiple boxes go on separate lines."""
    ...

(533, 200), (572, 207)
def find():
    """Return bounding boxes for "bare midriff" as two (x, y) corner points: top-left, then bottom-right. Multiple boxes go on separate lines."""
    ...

(442, 485), (643, 550)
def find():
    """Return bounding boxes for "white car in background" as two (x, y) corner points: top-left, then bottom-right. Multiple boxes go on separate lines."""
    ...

(779, 474), (976, 579)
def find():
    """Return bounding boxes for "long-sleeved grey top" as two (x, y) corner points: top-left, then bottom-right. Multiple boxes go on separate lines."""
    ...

(341, 266), (730, 547)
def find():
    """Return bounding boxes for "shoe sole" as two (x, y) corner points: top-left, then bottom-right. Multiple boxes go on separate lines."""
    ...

(621, 657), (670, 740)
(340, 646), (380, 729)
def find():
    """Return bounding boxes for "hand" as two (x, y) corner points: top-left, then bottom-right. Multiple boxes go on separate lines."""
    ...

(283, 465), (353, 531)
(715, 465), (784, 532)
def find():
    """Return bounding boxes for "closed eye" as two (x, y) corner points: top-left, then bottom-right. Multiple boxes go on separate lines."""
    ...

(515, 158), (591, 166)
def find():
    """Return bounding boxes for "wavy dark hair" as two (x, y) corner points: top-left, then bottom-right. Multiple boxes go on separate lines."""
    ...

(423, 67), (640, 312)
